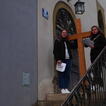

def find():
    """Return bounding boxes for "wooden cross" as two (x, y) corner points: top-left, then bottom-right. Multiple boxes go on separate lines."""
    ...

(68, 19), (91, 77)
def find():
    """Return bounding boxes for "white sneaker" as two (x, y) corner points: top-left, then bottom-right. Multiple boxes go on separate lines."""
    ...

(65, 89), (71, 93)
(91, 85), (96, 91)
(91, 85), (95, 91)
(61, 89), (66, 94)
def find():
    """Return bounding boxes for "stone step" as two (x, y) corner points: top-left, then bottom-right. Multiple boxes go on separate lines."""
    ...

(34, 93), (70, 106)
(34, 100), (62, 106)
(46, 93), (69, 101)
(34, 92), (106, 106)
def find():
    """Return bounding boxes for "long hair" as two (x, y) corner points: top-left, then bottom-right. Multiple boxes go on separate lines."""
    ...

(91, 25), (104, 36)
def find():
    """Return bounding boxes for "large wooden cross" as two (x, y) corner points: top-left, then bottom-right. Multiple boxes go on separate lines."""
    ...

(68, 19), (91, 77)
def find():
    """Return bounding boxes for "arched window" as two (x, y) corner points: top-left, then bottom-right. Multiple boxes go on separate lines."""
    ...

(55, 8), (76, 36)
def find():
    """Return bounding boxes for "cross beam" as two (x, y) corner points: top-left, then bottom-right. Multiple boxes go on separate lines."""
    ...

(68, 19), (91, 77)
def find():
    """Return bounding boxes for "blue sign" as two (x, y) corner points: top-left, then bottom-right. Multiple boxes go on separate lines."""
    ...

(42, 8), (49, 20)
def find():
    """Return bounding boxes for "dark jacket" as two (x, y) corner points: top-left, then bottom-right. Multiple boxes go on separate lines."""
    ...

(90, 33), (106, 62)
(53, 39), (72, 61)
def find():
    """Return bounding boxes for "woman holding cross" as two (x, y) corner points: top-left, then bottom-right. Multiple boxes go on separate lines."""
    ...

(84, 25), (106, 86)
(90, 26), (106, 63)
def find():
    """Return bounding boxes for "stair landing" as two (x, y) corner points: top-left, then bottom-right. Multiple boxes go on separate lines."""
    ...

(34, 93), (70, 106)
(46, 93), (69, 101)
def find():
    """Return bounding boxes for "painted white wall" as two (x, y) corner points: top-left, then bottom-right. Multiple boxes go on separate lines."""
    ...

(38, 0), (55, 100)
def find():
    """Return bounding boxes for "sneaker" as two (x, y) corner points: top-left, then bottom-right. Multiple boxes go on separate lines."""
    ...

(91, 85), (95, 91)
(61, 89), (66, 94)
(65, 89), (71, 93)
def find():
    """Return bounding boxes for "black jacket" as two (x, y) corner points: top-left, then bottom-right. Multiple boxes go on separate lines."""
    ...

(53, 39), (72, 61)
(90, 33), (106, 62)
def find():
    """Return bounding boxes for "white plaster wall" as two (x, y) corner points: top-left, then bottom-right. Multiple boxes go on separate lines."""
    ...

(38, 0), (56, 100)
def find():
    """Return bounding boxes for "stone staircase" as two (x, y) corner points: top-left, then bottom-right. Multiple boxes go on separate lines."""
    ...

(34, 93), (69, 106)
(34, 47), (106, 106)
(34, 93), (106, 106)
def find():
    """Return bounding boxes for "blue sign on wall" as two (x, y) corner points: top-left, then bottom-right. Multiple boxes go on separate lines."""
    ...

(42, 8), (49, 20)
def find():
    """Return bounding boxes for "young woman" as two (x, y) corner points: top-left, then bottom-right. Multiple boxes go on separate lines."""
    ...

(86, 26), (106, 86)
(90, 26), (106, 63)
(53, 30), (72, 93)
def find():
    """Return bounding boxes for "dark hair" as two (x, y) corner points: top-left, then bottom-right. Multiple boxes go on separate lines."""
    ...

(56, 29), (68, 40)
(91, 25), (104, 36)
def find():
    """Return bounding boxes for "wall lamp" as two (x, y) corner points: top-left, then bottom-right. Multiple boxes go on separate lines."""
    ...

(67, 0), (85, 14)
(74, 0), (85, 14)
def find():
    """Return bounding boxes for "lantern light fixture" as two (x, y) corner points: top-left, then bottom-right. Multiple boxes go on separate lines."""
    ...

(74, 0), (85, 14)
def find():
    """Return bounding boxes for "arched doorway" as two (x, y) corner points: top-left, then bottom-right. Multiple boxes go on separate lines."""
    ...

(98, 10), (104, 33)
(53, 1), (76, 38)
(53, 1), (79, 93)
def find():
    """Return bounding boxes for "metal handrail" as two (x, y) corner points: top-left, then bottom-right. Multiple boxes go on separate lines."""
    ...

(62, 46), (106, 106)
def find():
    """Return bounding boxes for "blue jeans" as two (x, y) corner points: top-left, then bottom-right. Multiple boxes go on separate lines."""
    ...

(58, 59), (72, 89)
